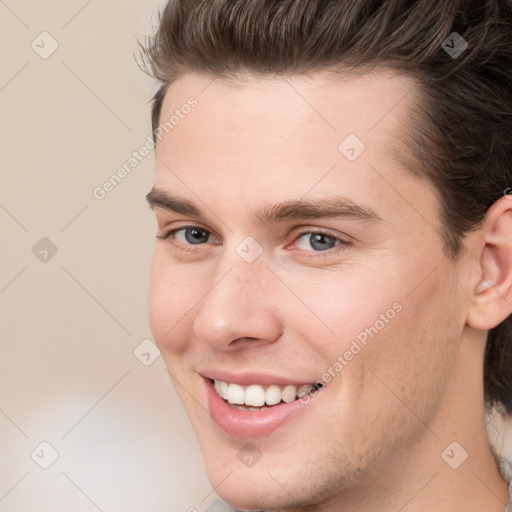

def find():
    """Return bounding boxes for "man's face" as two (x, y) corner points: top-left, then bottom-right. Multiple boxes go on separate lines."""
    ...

(148, 70), (470, 509)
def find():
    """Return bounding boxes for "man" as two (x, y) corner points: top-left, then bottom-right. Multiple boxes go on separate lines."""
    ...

(142, 0), (512, 510)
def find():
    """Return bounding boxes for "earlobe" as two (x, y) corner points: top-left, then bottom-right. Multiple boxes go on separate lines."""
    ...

(467, 198), (512, 331)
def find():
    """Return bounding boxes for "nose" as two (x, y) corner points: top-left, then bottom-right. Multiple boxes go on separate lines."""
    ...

(192, 256), (283, 351)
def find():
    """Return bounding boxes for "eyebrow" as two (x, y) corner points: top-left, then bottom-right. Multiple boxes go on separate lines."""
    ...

(146, 187), (384, 225)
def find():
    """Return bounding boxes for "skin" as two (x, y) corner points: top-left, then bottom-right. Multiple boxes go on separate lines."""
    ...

(147, 69), (511, 511)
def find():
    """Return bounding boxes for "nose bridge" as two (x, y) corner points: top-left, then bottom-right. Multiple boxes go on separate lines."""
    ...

(214, 258), (263, 302)
(192, 248), (282, 348)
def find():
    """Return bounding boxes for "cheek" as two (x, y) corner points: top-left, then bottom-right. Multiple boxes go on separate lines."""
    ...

(351, 269), (463, 422)
(279, 265), (404, 357)
(148, 251), (202, 354)
(297, 259), (461, 399)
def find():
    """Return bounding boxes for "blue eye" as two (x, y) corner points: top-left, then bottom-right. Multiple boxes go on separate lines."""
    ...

(158, 226), (349, 258)
(164, 227), (213, 245)
(295, 232), (342, 252)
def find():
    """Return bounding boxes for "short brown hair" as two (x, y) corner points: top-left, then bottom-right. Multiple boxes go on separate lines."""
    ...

(140, 0), (512, 413)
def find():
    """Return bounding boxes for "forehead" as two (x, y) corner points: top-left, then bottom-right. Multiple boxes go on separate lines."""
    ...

(153, 69), (433, 225)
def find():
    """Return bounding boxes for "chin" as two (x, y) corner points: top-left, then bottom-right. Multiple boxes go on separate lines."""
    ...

(213, 480), (288, 511)
(199, 445), (339, 511)
(199, 450), (293, 509)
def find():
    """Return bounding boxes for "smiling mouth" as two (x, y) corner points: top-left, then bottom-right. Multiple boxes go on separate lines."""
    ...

(210, 378), (324, 411)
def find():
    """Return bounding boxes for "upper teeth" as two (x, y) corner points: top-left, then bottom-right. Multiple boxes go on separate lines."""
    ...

(214, 379), (320, 407)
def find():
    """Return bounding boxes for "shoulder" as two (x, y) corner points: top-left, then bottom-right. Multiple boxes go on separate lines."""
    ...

(497, 455), (512, 512)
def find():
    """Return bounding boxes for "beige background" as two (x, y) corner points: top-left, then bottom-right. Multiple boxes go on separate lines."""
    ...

(0, 1), (511, 512)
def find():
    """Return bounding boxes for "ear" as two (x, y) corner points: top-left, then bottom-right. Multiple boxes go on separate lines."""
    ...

(467, 196), (512, 330)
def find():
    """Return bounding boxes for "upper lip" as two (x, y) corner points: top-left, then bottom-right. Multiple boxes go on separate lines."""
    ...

(199, 369), (319, 387)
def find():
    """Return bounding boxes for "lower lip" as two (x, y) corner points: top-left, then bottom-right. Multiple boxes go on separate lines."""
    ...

(205, 379), (320, 438)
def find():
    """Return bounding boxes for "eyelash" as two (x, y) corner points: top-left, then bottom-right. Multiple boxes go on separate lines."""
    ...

(157, 225), (352, 258)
